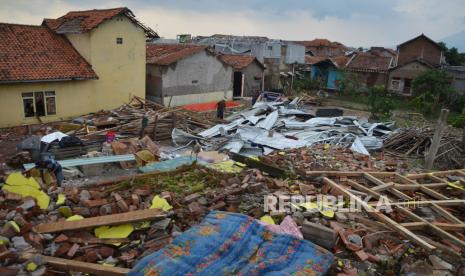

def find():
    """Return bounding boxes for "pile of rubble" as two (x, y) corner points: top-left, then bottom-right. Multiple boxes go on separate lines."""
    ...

(2, 160), (464, 275)
(261, 144), (408, 174)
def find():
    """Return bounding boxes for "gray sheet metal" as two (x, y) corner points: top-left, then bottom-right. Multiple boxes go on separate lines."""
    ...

(24, 154), (135, 170)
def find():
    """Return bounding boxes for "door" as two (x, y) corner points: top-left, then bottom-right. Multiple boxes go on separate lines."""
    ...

(233, 71), (243, 97)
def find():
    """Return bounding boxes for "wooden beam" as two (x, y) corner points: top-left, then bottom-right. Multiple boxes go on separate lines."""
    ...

(323, 177), (435, 250)
(21, 253), (130, 275)
(371, 182), (394, 192)
(396, 207), (465, 249)
(34, 209), (166, 234)
(401, 222), (465, 231)
(425, 108), (449, 169)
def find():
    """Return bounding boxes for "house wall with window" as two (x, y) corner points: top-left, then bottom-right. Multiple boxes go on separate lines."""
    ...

(387, 61), (431, 96)
(0, 15), (146, 127)
(0, 80), (94, 127)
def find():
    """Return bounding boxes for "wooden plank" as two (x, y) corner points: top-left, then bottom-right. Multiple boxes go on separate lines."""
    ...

(401, 222), (465, 231)
(425, 109), (449, 169)
(21, 253), (130, 275)
(323, 177), (435, 250)
(371, 182), (394, 192)
(396, 206), (465, 249)
(34, 208), (166, 233)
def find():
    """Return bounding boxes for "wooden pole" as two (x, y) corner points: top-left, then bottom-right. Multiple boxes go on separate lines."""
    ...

(425, 109), (449, 170)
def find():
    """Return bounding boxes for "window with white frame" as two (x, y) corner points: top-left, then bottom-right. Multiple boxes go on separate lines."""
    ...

(22, 91), (56, 117)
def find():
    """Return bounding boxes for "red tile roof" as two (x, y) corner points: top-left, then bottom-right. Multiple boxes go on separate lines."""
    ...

(305, 55), (349, 69)
(146, 44), (208, 66)
(220, 54), (264, 70)
(43, 7), (158, 38)
(43, 7), (127, 33)
(346, 52), (392, 73)
(0, 23), (97, 83)
(297, 39), (348, 57)
(305, 56), (327, 65)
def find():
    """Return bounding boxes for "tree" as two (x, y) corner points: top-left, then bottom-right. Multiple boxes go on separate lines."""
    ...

(412, 69), (454, 114)
(438, 42), (465, 65)
(368, 85), (394, 120)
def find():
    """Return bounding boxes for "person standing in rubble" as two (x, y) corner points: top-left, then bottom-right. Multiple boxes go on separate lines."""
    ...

(216, 98), (226, 119)
(34, 159), (64, 186)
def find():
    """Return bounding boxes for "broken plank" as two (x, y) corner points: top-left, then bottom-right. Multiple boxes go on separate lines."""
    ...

(21, 253), (130, 276)
(323, 177), (435, 251)
(229, 152), (285, 177)
(34, 208), (166, 233)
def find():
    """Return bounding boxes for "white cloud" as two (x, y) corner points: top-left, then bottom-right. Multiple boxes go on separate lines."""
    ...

(0, 0), (463, 47)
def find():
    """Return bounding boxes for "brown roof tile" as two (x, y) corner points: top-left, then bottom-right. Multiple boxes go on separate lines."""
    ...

(346, 52), (392, 73)
(146, 44), (207, 66)
(43, 7), (127, 33)
(220, 54), (263, 70)
(0, 23), (97, 83)
(43, 7), (158, 38)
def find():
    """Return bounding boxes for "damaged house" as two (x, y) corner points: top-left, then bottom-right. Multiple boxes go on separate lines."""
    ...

(146, 43), (233, 106)
(388, 34), (445, 95)
(0, 7), (157, 127)
(194, 35), (305, 91)
(345, 52), (393, 88)
(306, 56), (349, 90)
(220, 54), (265, 97)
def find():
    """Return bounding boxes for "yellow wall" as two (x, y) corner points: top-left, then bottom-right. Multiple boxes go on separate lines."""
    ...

(0, 15), (146, 127)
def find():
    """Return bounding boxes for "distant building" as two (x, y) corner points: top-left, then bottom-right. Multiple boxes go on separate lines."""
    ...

(298, 39), (348, 57)
(388, 60), (432, 95)
(345, 52), (393, 88)
(393, 34), (445, 67)
(0, 7), (157, 127)
(388, 34), (445, 95)
(146, 44), (233, 106)
(220, 54), (265, 97)
(306, 56), (349, 90)
(194, 34), (305, 91)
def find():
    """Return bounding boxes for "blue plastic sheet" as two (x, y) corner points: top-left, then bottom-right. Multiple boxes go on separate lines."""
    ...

(129, 211), (333, 275)
(139, 156), (195, 173)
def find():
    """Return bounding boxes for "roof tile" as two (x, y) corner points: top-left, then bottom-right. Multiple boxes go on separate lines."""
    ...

(146, 44), (207, 66)
(220, 54), (263, 70)
(0, 23), (97, 82)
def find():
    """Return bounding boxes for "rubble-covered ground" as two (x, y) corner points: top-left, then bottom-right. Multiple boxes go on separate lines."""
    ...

(1, 96), (464, 275)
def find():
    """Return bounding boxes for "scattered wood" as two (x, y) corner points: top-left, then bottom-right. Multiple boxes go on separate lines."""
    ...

(20, 253), (130, 276)
(34, 209), (166, 233)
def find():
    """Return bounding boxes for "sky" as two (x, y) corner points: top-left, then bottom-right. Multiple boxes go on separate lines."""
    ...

(1, 0), (464, 49)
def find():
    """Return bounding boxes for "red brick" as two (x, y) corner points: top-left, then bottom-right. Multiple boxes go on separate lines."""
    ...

(82, 199), (108, 208)
(67, 243), (80, 258)
(54, 234), (69, 243)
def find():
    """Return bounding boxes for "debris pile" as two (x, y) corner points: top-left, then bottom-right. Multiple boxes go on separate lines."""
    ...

(261, 144), (408, 173)
(384, 126), (465, 169)
(1, 162), (464, 275)
(186, 97), (393, 157)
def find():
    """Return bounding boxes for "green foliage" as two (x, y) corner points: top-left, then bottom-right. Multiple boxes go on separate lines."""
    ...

(411, 69), (456, 115)
(449, 108), (465, 128)
(368, 85), (394, 120)
(339, 70), (363, 96)
(293, 75), (321, 93)
(439, 42), (465, 65)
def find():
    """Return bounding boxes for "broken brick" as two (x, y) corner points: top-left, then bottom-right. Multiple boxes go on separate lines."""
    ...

(99, 246), (114, 258)
(54, 234), (69, 243)
(82, 199), (108, 208)
(67, 243), (80, 258)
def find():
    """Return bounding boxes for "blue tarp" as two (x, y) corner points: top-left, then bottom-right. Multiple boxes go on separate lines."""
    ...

(139, 156), (196, 173)
(129, 211), (333, 276)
